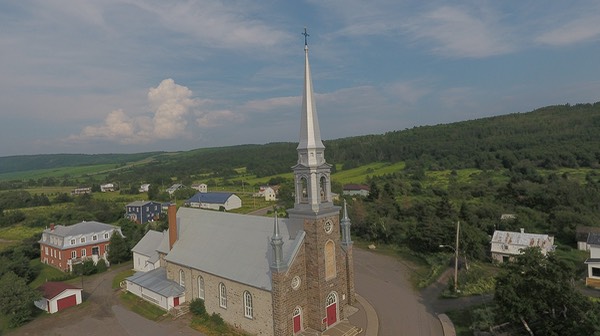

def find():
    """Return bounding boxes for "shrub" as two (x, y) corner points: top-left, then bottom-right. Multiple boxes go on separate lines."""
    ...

(190, 298), (206, 316)
(210, 312), (224, 326)
(96, 259), (108, 273)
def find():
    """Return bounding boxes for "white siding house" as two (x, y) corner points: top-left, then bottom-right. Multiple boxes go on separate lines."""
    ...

(490, 229), (555, 263)
(132, 230), (167, 272)
(585, 233), (600, 288)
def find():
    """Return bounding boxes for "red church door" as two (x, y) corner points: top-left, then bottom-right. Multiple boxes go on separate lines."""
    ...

(326, 293), (337, 327)
(173, 297), (180, 307)
(293, 307), (302, 334)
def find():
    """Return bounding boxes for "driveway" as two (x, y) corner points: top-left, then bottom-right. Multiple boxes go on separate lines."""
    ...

(353, 248), (444, 336)
(10, 264), (202, 336)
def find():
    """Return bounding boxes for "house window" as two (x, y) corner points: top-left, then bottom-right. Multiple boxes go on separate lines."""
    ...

(71, 251), (77, 259)
(59, 252), (61, 260)
(92, 235), (97, 241)
(198, 276), (205, 300)
(104, 233), (109, 239)
(325, 240), (336, 280)
(81, 249), (86, 257)
(45, 247), (49, 255)
(70, 239), (76, 245)
(243, 291), (253, 319)
(219, 283), (227, 308)
(593, 267), (600, 277)
(80, 237), (86, 243)
(179, 270), (185, 287)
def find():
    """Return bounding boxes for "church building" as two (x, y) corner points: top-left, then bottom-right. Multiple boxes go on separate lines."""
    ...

(126, 32), (355, 335)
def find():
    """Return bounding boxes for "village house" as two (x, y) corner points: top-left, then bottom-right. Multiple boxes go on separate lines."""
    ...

(191, 183), (208, 193)
(39, 221), (122, 272)
(166, 183), (185, 195)
(100, 183), (116, 192)
(34, 282), (82, 314)
(126, 40), (357, 335)
(585, 233), (600, 288)
(490, 228), (555, 263)
(70, 187), (91, 196)
(576, 225), (600, 251)
(185, 192), (242, 211)
(255, 185), (279, 201)
(125, 200), (163, 224)
(139, 183), (151, 193)
(342, 184), (370, 197)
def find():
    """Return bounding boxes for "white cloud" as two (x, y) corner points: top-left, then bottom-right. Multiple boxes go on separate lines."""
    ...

(196, 110), (244, 128)
(385, 81), (432, 105)
(536, 14), (600, 46)
(406, 5), (513, 58)
(242, 96), (299, 113)
(71, 79), (200, 144)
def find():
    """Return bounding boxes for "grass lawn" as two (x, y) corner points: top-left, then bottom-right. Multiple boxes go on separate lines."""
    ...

(445, 307), (475, 336)
(28, 259), (72, 289)
(112, 266), (135, 289)
(0, 224), (44, 241)
(119, 292), (167, 321)
(190, 314), (251, 336)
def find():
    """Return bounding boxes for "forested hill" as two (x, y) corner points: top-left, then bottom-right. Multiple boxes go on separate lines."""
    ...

(2, 102), (600, 177)
(0, 152), (161, 175)
(327, 102), (600, 171)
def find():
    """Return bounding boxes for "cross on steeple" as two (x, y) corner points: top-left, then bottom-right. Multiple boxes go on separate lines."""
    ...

(302, 27), (310, 46)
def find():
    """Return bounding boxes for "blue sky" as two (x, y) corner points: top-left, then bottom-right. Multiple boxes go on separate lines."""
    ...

(1, 1), (600, 157)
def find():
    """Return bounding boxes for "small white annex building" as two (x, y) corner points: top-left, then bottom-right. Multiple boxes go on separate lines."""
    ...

(139, 184), (150, 193)
(491, 229), (555, 263)
(126, 268), (185, 310)
(35, 282), (82, 314)
(132, 230), (168, 272)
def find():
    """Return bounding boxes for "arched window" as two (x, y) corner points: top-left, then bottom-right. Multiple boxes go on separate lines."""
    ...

(243, 291), (253, 319)
(300, 176), (308, 203)
(325, 240), (336, 280)
(219, 283), (227, 308)
(320, 176), (327, 202)
(179, 270), (185, 287)
(198, 276), (205, 300)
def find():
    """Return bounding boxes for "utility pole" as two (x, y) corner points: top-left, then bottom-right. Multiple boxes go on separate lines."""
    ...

(454, 220), (460, 293)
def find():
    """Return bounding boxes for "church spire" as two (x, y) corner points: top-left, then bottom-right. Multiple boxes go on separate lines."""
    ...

(341, 199), (353, 246)
(270, 212), (285, 271)
(298, 28), (325, 159)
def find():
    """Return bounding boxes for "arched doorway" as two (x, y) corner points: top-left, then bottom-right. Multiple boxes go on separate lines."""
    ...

(326, 292), (338, 327)
(293, 306), (302, 334)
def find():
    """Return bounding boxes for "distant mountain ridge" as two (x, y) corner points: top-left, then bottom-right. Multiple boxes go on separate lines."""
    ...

(2, 102), (599, 176)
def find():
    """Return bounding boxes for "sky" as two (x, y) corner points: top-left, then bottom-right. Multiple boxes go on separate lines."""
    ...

(1, 1), (600, 157)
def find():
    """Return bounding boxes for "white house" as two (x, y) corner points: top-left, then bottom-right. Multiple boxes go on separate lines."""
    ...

(166, 184), (185, 195)
(255, 186), (278, 201)
(100, 183), (116, 192)
(585, 233), (600, 288)
(192, 183), (208, 193)
(139, 184), (150, 193)
(576, 226), (600, 251)
(342, 184), (370, 197)
(132, 230), (168, 272)
(35, 282), (82, 314)
(490, 229), (555, 263)
(185, 192), (242, 211)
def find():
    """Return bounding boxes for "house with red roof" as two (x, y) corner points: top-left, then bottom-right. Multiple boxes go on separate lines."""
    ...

(34, 282), (82, 314)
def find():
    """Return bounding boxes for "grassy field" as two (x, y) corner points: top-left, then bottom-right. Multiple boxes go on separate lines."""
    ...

(332, 162), (406, 185)
(28, 259), (73, 289)
(0, 224), (44, 241)
(119, 291), (167, 321)
(112, 266), (135, 289)
(0, 164), (118, 181)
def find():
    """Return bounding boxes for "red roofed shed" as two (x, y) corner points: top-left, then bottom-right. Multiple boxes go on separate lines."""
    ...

(35, 282), (82, 314)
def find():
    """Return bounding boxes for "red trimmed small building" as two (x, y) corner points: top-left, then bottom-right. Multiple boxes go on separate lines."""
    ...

(39, 221), (123, 272)
(34, 282), (82, 314)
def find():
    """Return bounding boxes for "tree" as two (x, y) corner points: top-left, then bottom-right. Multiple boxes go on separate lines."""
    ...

(0, 272), (41, 327)
(107, 231), (130, 264)
(494, 247), (600, 335)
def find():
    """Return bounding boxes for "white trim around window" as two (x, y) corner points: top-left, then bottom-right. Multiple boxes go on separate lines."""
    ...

(219, 283), (227, 308)
(243, 291), (253, 319)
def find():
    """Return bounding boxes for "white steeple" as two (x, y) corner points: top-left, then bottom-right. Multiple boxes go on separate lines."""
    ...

(297, 28), (325, 168)
(291, 28), (333, 213)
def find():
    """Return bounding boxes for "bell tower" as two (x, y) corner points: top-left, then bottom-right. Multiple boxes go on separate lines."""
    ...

(286, 28), (353, 332)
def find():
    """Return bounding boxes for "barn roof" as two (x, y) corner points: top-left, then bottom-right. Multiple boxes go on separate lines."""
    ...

(186, 192), (236, 204)
(38, 282), (81, 299)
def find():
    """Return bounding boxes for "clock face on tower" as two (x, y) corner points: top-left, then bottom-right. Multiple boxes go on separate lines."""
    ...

(324, 220), (333, 234)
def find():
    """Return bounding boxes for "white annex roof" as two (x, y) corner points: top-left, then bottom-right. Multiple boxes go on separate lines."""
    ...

(131, 230), (166, 258)
(165, 207), (303, 291)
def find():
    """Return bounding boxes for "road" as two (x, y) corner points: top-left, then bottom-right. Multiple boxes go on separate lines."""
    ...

(354, 248), (444, 336)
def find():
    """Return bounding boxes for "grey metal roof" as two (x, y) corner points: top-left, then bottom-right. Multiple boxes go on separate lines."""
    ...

(587, 233), (600, 246)
(126, 268), (184, 298)
(46, 221), (119, 238)
(127, 200), (158, 207)
(186, 192), (235, 204)
(131, 230), (165, 257)
(165, 207), (303, 291)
